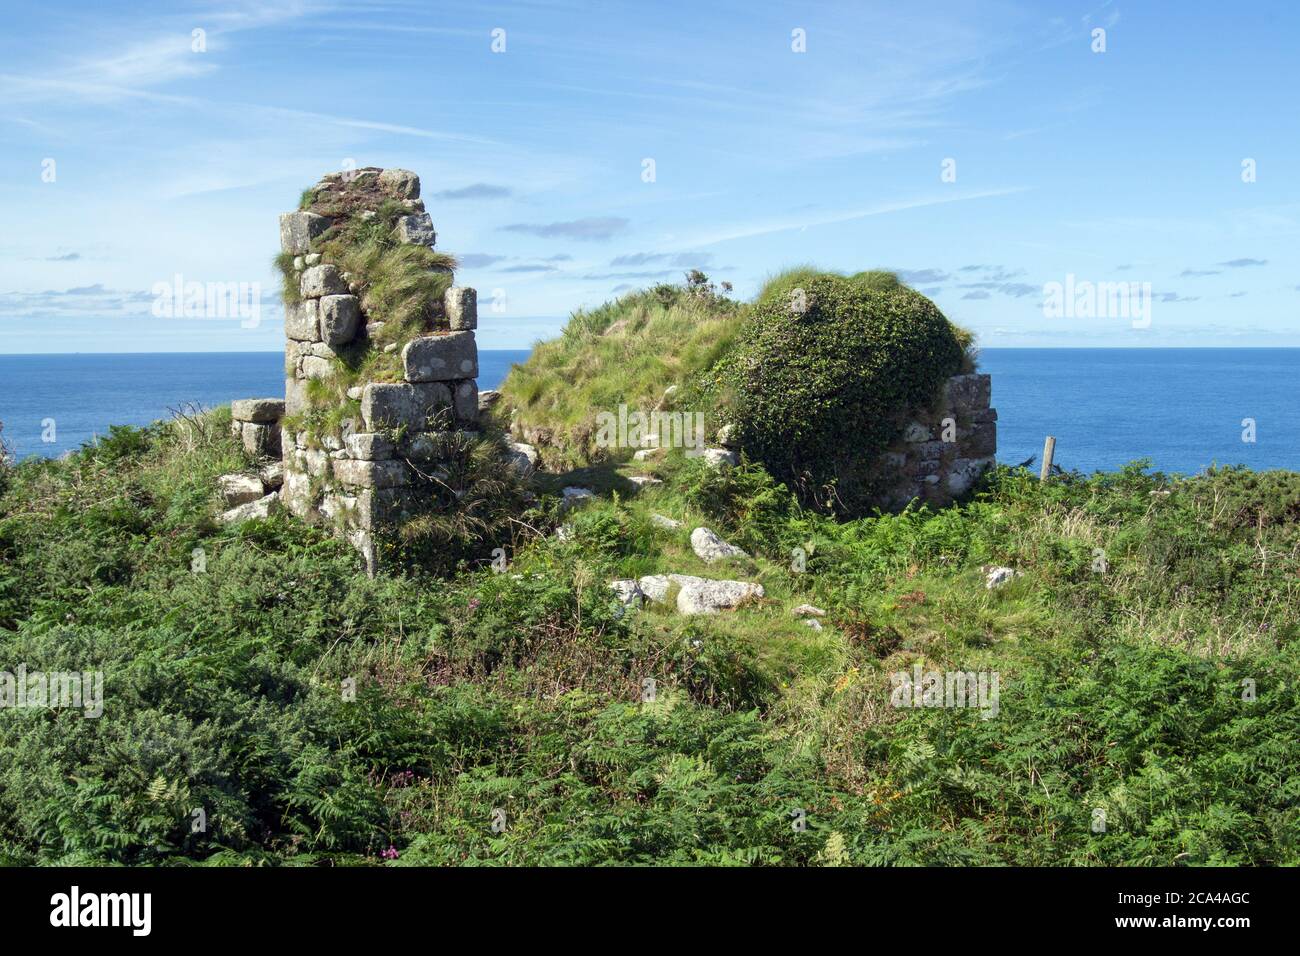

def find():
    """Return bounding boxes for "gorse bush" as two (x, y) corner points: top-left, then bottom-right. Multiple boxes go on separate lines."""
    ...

(704, 273), (967, 514)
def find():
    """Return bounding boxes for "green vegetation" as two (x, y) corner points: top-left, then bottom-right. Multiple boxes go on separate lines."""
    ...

(275, 181), (457, 446)
(1, 408), (1296, 865)
(499, 275), (744, 470)
(705, 272), (966, 514)
(500, 270), (975, 508)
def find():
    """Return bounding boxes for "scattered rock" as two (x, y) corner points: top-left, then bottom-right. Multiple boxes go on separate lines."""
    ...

(637, 574), (673, 603)
(804, 618), (824, 632)
(650, 514), (682, 530)
(217, 473), (265, 507)
(560, 486), (594, 511)
(985, 566), (1020, 589)
(506, 441), (538, 474)
(636, 573), (765, 615)
(218, 491), (279, 524)
(608, 580), (644, 606)
(674, 576), (765, 616)
(633, 447), (665, 462)
(717, 423), (737, 448)
(690, 526), (748, 563)
(478, 389), (502, 413)
(699, 448), (738, 469)
(791, 604), (826, 617)
(628, 476), (662, 490)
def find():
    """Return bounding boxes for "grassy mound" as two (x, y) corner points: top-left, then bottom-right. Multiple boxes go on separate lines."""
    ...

(498, 275), (744, 469)
(500, 270), (973, 503)
(1, 408), (1297, 865)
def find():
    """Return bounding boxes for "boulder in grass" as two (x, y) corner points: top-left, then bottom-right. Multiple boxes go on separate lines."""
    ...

(609, 580), (645, 606)
(690, 527), (748, 563)
(650, 514), (682, 530)
(636, 573), (765, 615)
(506, 441), (538, 474)
(699, 448), (738, 469)
(791, 604), (826, 617)
(673, 576), (764, 615)
(560, 486), (594, 511)
(984, 566), (1020, 589)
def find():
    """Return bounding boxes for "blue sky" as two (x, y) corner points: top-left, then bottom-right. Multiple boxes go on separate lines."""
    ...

(1, 0), (1297, 352)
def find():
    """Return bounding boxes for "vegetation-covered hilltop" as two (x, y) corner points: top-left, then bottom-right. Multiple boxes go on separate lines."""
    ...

(1, 403), (1297, 864)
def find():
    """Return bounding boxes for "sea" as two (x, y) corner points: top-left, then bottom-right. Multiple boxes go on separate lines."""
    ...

(2, 348), (1297, 476)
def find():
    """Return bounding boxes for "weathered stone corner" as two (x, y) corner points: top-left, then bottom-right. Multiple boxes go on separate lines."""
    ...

(229, 167), (483, 573)
(877, 372), (998, 510)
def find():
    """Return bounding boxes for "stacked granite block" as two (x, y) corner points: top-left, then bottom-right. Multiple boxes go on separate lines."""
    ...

(273, 168), (480, 572)
(877, 373), (997, 510)
(229, 398), (285, 458)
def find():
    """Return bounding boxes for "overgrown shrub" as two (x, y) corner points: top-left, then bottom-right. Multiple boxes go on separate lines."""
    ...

(704, 273), (966, 514)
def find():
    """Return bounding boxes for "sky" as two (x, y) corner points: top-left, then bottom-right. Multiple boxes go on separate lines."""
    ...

(1, 0), (1297, 353)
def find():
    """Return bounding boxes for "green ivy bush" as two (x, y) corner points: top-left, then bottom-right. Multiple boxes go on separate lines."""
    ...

(705, 273), (966, 515)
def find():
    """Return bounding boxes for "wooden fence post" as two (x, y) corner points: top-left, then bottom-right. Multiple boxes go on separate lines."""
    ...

(1040, 436), (1056, 482)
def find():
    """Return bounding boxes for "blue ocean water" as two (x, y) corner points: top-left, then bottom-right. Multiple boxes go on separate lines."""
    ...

(1, 349), (1297, 475)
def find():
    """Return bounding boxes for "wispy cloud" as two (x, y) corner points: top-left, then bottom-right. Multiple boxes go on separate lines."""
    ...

(502, 217), (630, 241)
(610, 252), (711, 268)
(432, 183), (513, 200)
(678, 187), (1030, 248)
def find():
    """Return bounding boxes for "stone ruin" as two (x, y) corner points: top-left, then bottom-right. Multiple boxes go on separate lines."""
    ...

(222, 167), (481, 573)
(220, 167), (996, 569)
(874, 372), (997, 510)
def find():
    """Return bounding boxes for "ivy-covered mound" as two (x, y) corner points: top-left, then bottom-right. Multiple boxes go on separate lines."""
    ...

(706, 273), (968, 515)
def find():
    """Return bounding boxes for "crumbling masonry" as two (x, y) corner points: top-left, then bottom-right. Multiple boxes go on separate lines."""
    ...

(231, 167), (481, 572)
